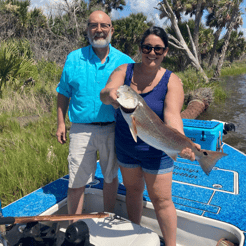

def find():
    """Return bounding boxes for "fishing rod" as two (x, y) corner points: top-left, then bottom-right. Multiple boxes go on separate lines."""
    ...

(0, 212), (109, 225)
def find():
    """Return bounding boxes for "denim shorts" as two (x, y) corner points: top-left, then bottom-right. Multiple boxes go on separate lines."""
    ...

(116, 147), (174, 175)
(68, 123), (118, 188)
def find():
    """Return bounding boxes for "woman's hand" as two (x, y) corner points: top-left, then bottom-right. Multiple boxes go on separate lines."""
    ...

(100, 88), (120, 109)
(108, 88), (120, 109)
(100, 64), (127, 108)
(179, 143), (201, 161)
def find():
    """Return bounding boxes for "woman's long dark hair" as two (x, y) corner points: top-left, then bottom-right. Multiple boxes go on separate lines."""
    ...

(140, 26), (168, 48)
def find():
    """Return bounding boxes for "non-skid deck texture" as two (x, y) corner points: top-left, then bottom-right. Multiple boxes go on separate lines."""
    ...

(3, 178), (69, 217)
(3, 144), (246, 245)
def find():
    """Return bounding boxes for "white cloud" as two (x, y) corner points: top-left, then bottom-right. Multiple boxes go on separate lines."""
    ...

(30, 0), (50, 8)
(29, 0), (54, 12)
(124, 0), (167, 27)
(30, 0), (163, 25)
(29, 0), (246, 39)
(126, 0), (158, 13)
(110, 9), (120, 20)
(30, 0), (73, 9)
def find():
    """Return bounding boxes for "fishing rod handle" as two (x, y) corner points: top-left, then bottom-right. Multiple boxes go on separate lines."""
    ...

(0, 217), (15, 225)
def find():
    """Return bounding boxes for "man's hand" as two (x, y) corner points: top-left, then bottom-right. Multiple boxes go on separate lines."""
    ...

(56, 124), (67, 144)
(179, 143), (201, 161)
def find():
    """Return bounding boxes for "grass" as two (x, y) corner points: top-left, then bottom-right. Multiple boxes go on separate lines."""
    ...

(0, 59), (68, 207)
(212, 86), (227, 103)
(0, 90), (54, 117)
(0, 110), (69, 207)
(221, 61), (246, 77)
(176, 60), (246, 103)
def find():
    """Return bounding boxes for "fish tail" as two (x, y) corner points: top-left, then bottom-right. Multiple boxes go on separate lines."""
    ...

(197, 150), (228, 175)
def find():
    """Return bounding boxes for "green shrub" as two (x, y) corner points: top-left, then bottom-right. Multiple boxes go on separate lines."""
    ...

(176, 68), (208, 93)
(0, 39), (38, 97)
(36, 59), (63, 85)
(213, 85), (227, 103)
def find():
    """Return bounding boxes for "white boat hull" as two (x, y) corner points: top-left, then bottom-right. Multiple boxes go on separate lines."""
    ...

(40, 187), (243, 246)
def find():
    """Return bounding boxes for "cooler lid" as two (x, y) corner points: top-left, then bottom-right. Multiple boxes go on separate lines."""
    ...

(182, 119), (220, 129)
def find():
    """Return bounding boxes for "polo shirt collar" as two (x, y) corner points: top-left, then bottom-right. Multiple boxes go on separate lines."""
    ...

(107, 43), (113, 62)
(82, 44), (112, 62)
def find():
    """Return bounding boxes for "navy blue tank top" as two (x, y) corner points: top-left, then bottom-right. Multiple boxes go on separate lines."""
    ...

(115, 63), (172, 158)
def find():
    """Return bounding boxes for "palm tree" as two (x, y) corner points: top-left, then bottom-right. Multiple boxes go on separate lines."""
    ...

(0, 40), (34, 98)
(206, 1), (236, 67)
(158, 0), (217, 61)
(165, 19), (213, 70)
(156, 0), (210, 82)
(213, 0), (243, 78)
(111, 13), (152, 57)
(94, 0), (126, 13)
(9, 0), (30, 37)
(227, 30), (246, 62)
(198, 26), (214, 65)
(28, 8), (47, 34)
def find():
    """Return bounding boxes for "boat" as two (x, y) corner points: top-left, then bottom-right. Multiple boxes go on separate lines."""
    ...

(0, 119), (246, 246)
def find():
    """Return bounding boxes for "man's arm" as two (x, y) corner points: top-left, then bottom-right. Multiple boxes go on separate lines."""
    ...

(56, 93), (69, 144)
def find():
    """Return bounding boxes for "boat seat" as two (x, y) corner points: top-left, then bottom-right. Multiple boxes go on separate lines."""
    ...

(79, 214), (160, 246)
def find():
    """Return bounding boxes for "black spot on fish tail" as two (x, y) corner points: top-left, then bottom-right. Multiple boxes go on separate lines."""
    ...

(198, 150), (227, 175)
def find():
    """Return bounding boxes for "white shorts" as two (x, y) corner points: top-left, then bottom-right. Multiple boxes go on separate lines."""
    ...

(68, 123), (118, 188)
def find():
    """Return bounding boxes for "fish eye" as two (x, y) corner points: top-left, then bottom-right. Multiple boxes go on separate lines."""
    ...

(203, 151), (208, 156)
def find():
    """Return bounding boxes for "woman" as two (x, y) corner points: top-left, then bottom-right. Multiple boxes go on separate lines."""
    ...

(100, 26), (197, 246)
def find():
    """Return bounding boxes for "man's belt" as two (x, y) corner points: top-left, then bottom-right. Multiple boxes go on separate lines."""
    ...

(90, 122), (115, 126)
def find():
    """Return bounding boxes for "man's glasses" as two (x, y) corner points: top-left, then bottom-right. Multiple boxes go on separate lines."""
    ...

(88, 23), (111, 30)
(141, 45), (166, 55)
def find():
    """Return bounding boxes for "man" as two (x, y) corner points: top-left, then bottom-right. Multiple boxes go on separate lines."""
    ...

(56, 10), (134, 216)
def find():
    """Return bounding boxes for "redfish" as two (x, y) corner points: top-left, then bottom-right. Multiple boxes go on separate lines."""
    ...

(116, 85), (227, 175)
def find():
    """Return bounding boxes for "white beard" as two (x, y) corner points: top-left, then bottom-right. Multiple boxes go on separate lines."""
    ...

(88, 30), (112, 48)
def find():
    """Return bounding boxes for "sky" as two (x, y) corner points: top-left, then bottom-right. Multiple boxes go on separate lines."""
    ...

(30, 0), (246, 38)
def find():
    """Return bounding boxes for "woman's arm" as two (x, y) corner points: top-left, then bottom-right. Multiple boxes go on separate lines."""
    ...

(164, 73), (184, 133)
(164, 73), (200, 160)
(100, 64), (128, 109)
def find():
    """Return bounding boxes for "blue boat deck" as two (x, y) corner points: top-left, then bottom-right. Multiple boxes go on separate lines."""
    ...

(3, 142), (246, 245)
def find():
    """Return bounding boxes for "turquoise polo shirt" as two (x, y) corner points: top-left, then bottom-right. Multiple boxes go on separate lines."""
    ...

(56, 44), (134, 123)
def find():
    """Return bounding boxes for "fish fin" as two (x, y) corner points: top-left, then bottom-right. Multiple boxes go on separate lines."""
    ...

(129, 115), (138, 142)
(170, 154), (177, 161)
(198, 150), (228, 175)
(164, 151), (178, 161)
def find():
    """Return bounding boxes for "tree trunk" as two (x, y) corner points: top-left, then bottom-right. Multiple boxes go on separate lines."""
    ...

(73, 6), (81, 40)
(213, 6), (239, 78)
(181, 87), (213, 119)
(159, 1), (209, 83)
(230, 50), (235, 63)
(181, 100), (206, 119)
(193, 0), (203, 63)
(208, 27), (222, 68)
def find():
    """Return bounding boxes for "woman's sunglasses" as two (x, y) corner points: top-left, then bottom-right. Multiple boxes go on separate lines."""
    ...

(141, 45), (166, 55)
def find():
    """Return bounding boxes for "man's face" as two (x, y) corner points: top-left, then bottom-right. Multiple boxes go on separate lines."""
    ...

(87, 26), (112, 48)
(87, 13), (114, 48)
